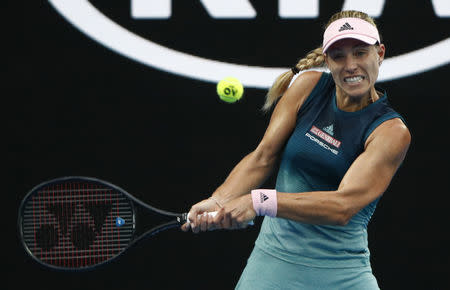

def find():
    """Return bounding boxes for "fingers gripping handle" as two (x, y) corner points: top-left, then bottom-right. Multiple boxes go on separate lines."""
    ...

(186, 211), (217, 223)
(184, 211), (254, 226)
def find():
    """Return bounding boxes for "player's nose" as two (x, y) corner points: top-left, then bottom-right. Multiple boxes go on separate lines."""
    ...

(343, 56), (358, 72)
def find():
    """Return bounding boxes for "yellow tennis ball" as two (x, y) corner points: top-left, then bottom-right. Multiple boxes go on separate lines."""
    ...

(216, 77), (244, 103)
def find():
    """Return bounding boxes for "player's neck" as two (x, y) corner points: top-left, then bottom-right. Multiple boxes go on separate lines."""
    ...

(335, 87), (378, 112)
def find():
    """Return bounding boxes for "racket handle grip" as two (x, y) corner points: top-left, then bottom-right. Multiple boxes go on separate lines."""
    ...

(186, 211), (254, 226)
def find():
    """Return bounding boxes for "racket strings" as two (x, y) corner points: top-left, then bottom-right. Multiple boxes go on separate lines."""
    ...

(21, 181), (134, 269)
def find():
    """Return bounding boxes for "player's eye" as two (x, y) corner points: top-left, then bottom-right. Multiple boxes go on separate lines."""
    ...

(354, 49), (367, 57)
(330, 53), (343, 60)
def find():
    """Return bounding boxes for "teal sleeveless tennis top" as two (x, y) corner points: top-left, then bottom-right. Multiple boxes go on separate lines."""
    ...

(254, 72), (405, 268)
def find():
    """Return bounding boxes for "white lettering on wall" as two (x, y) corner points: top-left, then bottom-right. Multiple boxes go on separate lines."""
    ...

(432, 0), (450, 17)
(131, 0), (256, 19)
(131, 0), (449, 19)
(279, 0), (319, 18)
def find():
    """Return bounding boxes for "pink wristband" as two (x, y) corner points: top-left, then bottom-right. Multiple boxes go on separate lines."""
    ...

(251, 189), (277, 217)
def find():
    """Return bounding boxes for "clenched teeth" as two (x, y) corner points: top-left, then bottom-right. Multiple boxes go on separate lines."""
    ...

(344, 76), (364, 83)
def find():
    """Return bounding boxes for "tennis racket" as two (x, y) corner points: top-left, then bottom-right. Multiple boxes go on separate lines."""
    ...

(18, 176), (228, 271)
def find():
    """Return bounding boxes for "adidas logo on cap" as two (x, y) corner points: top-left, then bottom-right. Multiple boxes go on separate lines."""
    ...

(339, 22), (354, 32)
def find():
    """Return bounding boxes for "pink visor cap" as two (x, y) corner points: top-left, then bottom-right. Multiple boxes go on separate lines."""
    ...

(322, 18), (380, 53)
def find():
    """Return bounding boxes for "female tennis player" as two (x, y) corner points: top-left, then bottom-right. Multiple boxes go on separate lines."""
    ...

(182, 10), (411, 289)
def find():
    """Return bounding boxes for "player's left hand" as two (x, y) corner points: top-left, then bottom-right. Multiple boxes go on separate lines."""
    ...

(214, 194), (256, 230)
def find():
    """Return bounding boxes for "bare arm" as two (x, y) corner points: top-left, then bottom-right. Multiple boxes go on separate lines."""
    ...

(212, 71), (323, 204)
(182, 71), (323, 231)
(276, 118), (411, 225)
(216, 118), (411, 228)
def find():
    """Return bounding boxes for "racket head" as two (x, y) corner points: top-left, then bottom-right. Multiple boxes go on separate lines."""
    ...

(18, 176), (137, 271)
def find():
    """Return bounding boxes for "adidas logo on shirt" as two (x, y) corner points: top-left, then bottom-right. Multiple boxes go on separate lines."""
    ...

(260, 192), (269, 203)
(339, 22), (354, 32)
(323, 124), (334, 136)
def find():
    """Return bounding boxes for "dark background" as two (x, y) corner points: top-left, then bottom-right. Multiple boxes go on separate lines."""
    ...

(8, 1), (449, 289)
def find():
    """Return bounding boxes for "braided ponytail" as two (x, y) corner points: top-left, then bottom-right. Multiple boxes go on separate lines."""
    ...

(262, 47), (325, 112)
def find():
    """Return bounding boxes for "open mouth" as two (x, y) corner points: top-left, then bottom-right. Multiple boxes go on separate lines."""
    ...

(344, 76), (365, 84)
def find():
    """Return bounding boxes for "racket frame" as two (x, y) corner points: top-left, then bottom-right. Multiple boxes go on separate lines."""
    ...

(18, 176), (187, 271)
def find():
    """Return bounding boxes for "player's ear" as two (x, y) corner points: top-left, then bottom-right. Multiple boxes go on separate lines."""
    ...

(376, 43), (385, 65)
(324, 52), (329, 67)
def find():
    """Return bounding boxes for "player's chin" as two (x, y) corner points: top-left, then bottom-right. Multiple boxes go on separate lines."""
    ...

(342, 86), (371, 99)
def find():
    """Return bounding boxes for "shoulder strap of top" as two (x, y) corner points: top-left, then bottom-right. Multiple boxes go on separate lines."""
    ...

(363, 110), (407, 142)
(298, 72), (334, 116)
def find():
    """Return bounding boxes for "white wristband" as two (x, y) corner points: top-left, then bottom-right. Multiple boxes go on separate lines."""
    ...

(251, 189), (277, 217)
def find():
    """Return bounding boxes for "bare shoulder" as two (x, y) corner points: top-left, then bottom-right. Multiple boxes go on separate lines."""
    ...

(291, 70), (323, 87)
(367, 118), (411, 144)
(365, 118), (411, 162)
(287, 70), (323, 96)
(281, 70), (323, 112)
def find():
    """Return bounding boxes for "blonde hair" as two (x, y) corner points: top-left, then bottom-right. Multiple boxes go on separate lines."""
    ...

(262, 10), (379, 112)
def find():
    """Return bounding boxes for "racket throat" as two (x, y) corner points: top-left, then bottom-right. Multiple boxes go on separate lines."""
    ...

(177, 213), (189, 224)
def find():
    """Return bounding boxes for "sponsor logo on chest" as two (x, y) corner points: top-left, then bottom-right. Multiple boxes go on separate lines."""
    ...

(305, 125), (342, 155)
(311, 125), (341, 148)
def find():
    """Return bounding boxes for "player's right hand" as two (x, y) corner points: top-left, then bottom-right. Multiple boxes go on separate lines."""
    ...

(181, 197), (219, 233)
